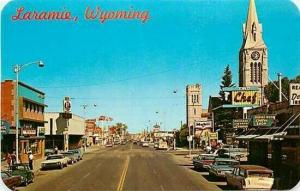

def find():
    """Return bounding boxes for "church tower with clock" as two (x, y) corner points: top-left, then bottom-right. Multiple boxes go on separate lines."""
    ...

(239, 0), (268, 88)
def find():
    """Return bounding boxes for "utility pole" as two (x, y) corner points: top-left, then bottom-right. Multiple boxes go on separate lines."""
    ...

(278, 73), (282, 102)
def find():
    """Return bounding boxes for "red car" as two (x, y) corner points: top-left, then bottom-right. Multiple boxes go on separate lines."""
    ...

(1, 171), (22, 190)
(193, 155), (215, 170)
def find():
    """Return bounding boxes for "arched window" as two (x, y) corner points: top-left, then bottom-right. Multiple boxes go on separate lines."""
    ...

(254, 62), (257, 83)
(258, 62), (261, 83)
(250, 62), (253, 82)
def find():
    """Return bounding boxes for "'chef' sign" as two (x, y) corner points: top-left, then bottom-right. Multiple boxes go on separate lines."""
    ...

(232, 90), (260, 106)
(289, 83), (300, 106)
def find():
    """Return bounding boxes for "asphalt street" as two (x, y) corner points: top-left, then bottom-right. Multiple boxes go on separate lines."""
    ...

(19, 143), (221, 191)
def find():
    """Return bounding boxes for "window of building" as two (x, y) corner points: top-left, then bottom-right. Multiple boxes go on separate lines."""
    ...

(194, 108), (196, 115)
(254, 62), (257, 83)
(250, 62), (253, 82)
(258, 62), (261, 83)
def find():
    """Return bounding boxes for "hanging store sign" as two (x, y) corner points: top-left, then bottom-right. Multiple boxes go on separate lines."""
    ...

(289, 83), (300, 106)
(221, 87), (261, 107)
(233, 119), (249, 129)
(63, 97), (72, 113)
(232, 90), (260, 106)
(252, 114), (276, 127)
(194, 120), (212, 129)
(209, 132), (218, 140)
(37, 126), (45, 136)
(22, 128), (36, 135)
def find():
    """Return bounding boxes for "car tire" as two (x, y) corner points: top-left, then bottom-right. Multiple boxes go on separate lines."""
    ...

(60, 164), (64, 169)
(24, 178), (28, 186)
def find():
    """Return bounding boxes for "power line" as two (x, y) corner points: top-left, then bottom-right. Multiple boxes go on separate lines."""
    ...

(35, 61), (201, 89)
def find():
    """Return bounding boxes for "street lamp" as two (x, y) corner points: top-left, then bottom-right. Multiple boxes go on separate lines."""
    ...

(14, 60), (44, 163)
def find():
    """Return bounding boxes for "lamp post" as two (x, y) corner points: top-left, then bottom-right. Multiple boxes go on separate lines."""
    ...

(14, 61), (44, 163)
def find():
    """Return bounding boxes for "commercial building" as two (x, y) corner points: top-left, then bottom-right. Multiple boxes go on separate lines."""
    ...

(1, 80), (46, 162)
(44, 112), (85, 150)
(84, 119), (103, 146)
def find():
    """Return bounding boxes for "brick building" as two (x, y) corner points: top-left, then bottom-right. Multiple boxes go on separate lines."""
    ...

(1, 80), (46, 162)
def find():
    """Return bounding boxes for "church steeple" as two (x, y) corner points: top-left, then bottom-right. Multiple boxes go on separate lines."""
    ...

(239, 0), (268, 93)
(242, 0), (266, 49)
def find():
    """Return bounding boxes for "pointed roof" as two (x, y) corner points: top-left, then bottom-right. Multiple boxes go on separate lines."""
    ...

(242, 0), (266, 49)
(245, 0), (259, 38)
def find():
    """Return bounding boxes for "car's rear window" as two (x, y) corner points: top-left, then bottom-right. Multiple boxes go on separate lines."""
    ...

(247, 171), (273, 178)
(47, 155), (63, 160)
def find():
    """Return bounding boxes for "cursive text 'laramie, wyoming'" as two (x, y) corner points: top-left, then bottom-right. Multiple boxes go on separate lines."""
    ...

(11, 6), (150, 23)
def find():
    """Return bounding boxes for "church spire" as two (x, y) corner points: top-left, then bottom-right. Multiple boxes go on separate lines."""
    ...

(242, 0), (266, 49)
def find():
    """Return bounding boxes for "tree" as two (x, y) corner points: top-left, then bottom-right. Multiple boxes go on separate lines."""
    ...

(178, 124), (188, 147)
(115, 122), (128, 135)
(219, 65), (235, 100)
(264, 75), (300, 103)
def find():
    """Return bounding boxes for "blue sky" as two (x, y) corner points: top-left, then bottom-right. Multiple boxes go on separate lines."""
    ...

(1, 0), (299, 133)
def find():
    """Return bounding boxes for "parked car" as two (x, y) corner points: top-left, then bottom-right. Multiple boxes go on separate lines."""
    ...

(226, 165), (274, 190)
(218, 148), (249, 162)
(106, 142), (113, 147)
(44, 149), (55, 157)
(158, 141), (168, 150)
(142, 142), (149, 147)
(9, 163), (34, 186)
(69, 149), (83, 161)
(193, 155), (215, 170)
(208, 158), (239, 179)
(60, 151), (77, 164)
(41, 154), (68, 170)
(1, 171), (22, 190)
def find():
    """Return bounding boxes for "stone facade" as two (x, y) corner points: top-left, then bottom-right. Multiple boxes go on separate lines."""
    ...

(186, 84), (202, 128)
(239, 0), (268, 88)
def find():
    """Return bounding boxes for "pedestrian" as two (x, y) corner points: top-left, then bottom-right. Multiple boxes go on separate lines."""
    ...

(6, 152), (12, 168)
(54, 146), (58, 154)
(28, 152), (33, 170)
(11, 151), (16, 165)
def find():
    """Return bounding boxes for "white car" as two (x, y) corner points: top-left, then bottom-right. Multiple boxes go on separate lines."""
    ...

(142, 142), (149, 147)
(41, 154), (69, 170)
(158, 141), (168, 150)
(226, 165), (274, 190)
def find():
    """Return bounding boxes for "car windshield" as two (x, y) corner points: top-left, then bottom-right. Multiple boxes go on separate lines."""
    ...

(11, 165), (26, 170)
(47, 155), (63, 160)
(1, 172), (9, 178)
(202, 156), (215, 160)
(248, 171), (273, 178)
(61, 152), (73, 156)
(215, 161), (239, 166)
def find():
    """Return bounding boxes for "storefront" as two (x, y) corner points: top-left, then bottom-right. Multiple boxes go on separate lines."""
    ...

(18, 124), (45, 162)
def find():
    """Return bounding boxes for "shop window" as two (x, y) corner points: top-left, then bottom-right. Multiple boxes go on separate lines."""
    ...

(29, 140), (38, 154)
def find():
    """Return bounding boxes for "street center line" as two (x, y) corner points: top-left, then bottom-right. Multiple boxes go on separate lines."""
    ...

(160, 185), (165, 191)
(116, 156), (130, 191)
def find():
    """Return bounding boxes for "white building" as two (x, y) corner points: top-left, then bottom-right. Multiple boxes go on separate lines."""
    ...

(44, 112), (85, 150)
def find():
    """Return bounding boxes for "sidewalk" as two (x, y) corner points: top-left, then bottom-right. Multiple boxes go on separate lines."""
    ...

(1, 146), (102, 173)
